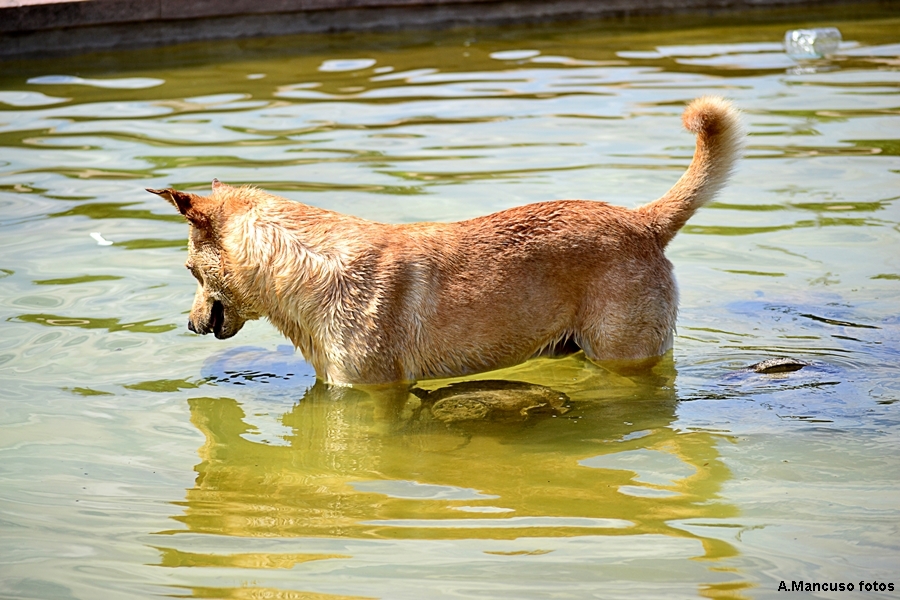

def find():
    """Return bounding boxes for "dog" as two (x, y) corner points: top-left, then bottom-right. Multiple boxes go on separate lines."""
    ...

(148, 96), (743, 385)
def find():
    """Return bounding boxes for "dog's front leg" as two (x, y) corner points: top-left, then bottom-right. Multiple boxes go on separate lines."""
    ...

(314, 381), (416, 434)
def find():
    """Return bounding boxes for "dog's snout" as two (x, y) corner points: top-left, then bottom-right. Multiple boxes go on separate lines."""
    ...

(187, 318), (197, 333)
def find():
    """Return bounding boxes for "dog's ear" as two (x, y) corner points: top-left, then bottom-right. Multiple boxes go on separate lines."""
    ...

(147, 187), (210, 226)
(211, 178), (230, 191)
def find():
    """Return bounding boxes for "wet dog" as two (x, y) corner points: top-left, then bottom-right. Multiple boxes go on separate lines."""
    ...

(149, 96), (743, 385)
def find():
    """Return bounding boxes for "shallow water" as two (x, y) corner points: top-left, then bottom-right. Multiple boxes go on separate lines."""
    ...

(1, 8), (899, 600)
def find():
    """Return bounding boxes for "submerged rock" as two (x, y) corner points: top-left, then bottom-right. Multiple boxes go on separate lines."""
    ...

(746, 357), (810, 374)
(414, 380), (570, 423)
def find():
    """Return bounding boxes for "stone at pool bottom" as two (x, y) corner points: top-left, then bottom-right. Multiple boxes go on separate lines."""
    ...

(413, 380), (571, 423)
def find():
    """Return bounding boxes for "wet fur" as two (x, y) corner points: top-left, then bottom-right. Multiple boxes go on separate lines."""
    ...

(149, 96), (743, 385)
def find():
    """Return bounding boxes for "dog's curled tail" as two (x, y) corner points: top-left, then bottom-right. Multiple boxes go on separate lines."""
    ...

(638, 96), (744, 247)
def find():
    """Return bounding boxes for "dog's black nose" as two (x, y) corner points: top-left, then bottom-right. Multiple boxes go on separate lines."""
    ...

(187, 319), (196, 333)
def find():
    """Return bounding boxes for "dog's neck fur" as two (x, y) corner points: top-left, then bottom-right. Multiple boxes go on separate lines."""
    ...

(220, 193), (376, 382)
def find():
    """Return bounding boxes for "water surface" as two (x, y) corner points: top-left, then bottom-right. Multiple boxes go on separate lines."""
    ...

(1, 9), (899, 600)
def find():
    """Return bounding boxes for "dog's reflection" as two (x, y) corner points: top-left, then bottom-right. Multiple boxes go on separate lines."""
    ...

(178, 351), (738, 569)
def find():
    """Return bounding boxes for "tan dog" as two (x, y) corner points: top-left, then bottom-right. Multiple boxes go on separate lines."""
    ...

(149, 96), (742, 385)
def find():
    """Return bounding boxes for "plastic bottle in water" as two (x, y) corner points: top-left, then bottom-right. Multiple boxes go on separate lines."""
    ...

(784, 27), (842, 59)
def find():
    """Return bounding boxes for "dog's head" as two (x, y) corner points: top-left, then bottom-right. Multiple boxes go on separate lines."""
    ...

(149, 179), (256, 339)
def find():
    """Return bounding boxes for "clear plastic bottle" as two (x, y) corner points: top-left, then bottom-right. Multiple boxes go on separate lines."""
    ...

(784, 28), (842, 59)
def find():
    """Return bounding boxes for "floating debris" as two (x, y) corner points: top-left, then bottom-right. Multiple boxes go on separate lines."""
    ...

(90, 232), (113, 246)
(784, 27), (841, 59)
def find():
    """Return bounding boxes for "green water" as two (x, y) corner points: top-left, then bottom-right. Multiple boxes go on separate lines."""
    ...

(1, 8), (899, 599)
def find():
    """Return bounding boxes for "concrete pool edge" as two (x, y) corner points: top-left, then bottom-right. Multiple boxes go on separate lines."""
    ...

(1, 0), (896, 59)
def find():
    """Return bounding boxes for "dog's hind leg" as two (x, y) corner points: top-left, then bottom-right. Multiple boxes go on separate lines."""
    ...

(578, 331), (673, 375)
(575, 280), (678, 374)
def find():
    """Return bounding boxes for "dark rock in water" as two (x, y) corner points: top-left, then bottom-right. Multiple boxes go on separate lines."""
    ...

(414, 380), (570, 423)
(746, 357), (810, 374)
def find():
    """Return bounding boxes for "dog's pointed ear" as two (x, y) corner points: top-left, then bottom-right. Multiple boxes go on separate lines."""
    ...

(211, 178), (229, 191)
(147, 187), (209, 225)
